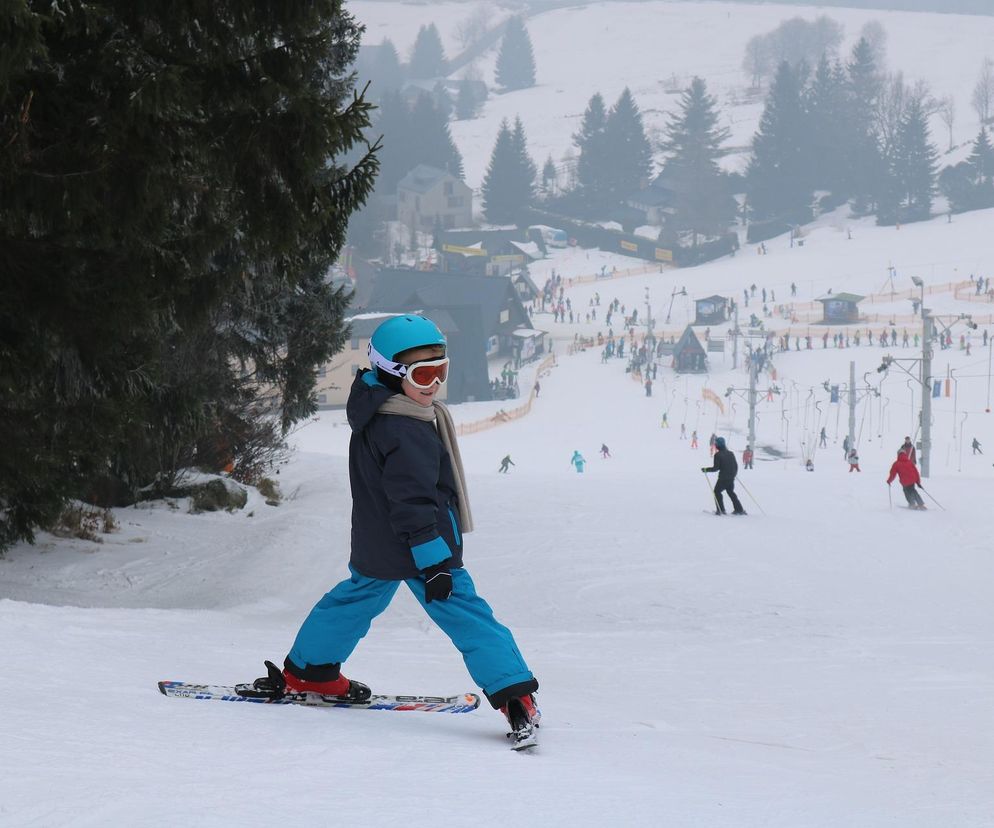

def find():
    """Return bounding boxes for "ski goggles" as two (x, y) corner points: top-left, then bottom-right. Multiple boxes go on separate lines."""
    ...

(403, 357), (449, 389)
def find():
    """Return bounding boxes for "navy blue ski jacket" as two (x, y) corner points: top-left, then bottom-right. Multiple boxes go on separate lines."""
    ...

(346, 370), (464, 580)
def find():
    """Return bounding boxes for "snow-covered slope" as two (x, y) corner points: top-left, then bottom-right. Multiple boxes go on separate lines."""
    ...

(4, 202), (994, 825)
(351, 0), (994, 188)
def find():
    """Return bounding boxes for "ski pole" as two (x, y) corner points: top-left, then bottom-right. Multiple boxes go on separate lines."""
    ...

(918, 485), (946, 511)
(702, 470), (720, 512)
(887, 483), (892, 510)
(736, 477), (767, 516)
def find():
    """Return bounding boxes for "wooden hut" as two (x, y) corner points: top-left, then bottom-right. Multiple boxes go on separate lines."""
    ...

(816, 292), (864, 324)
(694, 295), (728, 325)
(672, 326), (708, 373)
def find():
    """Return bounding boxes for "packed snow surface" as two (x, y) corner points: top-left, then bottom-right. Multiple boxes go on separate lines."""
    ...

(5, 1), (994, 824)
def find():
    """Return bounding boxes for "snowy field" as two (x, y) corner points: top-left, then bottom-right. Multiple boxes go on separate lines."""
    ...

(4, 201), (994, 825)
(350, 0), (994, 189)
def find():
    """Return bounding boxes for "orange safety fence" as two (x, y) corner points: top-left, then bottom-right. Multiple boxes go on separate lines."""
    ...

(455, 353), (557, 436)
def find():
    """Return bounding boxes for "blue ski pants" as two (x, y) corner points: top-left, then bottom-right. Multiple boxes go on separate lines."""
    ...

(288, 566), (534, 702)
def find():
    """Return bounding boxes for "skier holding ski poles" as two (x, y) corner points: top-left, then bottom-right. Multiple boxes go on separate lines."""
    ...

(265, 316), (540, 747)
(701, 437), (746, 515)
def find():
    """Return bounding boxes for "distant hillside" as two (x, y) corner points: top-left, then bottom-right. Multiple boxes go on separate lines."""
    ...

(715, 0), (991, 15)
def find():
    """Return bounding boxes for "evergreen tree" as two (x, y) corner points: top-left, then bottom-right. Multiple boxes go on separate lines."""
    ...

(967, 126), (994, 187)
(574, 93), (611, 212)
(368, 39), (404, 100)
(495, 17), (536, 91)
(409, 93), (463, 179)
(805, 57), (849, 201)
(481, 118), (534, 224)
(0, 1), (377, 549)
(659, 77), (736, 247)
(373, 90), (415, 194)
(542, 155), (558, 194)
(746, 61), (813, 224)
(877, 97), (937, 225)
(409, 23), (446, 79)
(941, 127), (994, 213)
(604, 88), (653, 202)
(511, 116), (538, 201)
(846, 38), (884, 214)
(455, 79), (479, 120)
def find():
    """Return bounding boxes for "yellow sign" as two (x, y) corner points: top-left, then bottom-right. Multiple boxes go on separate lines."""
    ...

(620, 240), (638, 252)
(492, 254), (525, 263)
(443, 244), (487, 256)
(655, 247), (673, 262)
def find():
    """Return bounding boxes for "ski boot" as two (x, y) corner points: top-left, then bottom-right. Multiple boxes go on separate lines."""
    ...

(237, 660), (371, 702)
(501, 694), (541, 751)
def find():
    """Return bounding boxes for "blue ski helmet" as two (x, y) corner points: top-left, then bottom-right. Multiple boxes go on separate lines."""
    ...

(714, 436), (726, 450)
(368, 315), (446, 379)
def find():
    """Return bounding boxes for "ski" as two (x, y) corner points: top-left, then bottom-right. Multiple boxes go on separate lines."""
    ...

(507, 722), (538, 751)
(158, 681), (481, 713)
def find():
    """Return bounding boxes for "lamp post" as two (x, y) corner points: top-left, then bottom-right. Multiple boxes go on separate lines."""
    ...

(665, 287), (687, 325)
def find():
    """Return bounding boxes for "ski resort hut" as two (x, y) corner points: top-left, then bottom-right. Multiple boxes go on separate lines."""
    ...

(672, 326), (707, 373)
(694, 295), (729, 325)
(816, 292), (864, 324)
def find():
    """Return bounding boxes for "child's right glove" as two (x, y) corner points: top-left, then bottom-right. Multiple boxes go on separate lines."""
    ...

(423, 562), (453, 603)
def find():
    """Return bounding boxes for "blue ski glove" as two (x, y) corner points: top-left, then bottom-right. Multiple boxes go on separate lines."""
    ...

(423, 561), (453, 603)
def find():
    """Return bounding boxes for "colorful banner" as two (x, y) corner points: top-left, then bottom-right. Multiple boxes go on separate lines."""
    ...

(620, 240), (638, 252)
(654, 247), (673, 262)
(443, 244), (487, 256)
(932, 380), (941, 398)
(701, 388), (725, 414)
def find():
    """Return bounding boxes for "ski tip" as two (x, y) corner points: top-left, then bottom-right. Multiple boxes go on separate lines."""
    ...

(157, 681), (170, 696)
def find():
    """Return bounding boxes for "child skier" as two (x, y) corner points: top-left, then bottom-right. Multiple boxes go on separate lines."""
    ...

(600, 443), (611, 459)
(571, 450), (587, 473)
(887, 450), (926, 509)
(848, 448), (861, 472)
(270, 316), (539, 743)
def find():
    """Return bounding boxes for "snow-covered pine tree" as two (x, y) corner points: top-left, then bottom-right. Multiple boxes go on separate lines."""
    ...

(746, 61), (813, 225)
(659, 77), (736, 247)
(409, 23), (446, 79)
(495, 17), (536, 91)
(0, 0), (378, 550)
(604, 88), (653, 203)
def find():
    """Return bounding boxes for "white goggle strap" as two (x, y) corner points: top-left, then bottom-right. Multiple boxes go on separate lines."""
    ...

(367, 341), (408, 378)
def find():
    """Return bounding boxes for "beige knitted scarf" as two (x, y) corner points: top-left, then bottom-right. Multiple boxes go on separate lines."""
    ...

(377, 395), (474, 533)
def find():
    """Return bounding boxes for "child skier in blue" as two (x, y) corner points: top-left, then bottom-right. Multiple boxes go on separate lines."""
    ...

(571, 450), (586, 473)
(275, 315), (539, 740)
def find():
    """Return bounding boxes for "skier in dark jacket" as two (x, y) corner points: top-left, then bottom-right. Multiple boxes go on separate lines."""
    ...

(701, 436), (746, 515)
(278, 315), (539, 736)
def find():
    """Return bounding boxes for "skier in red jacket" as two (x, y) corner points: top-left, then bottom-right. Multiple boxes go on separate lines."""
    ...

(887, 451), (926, 509)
